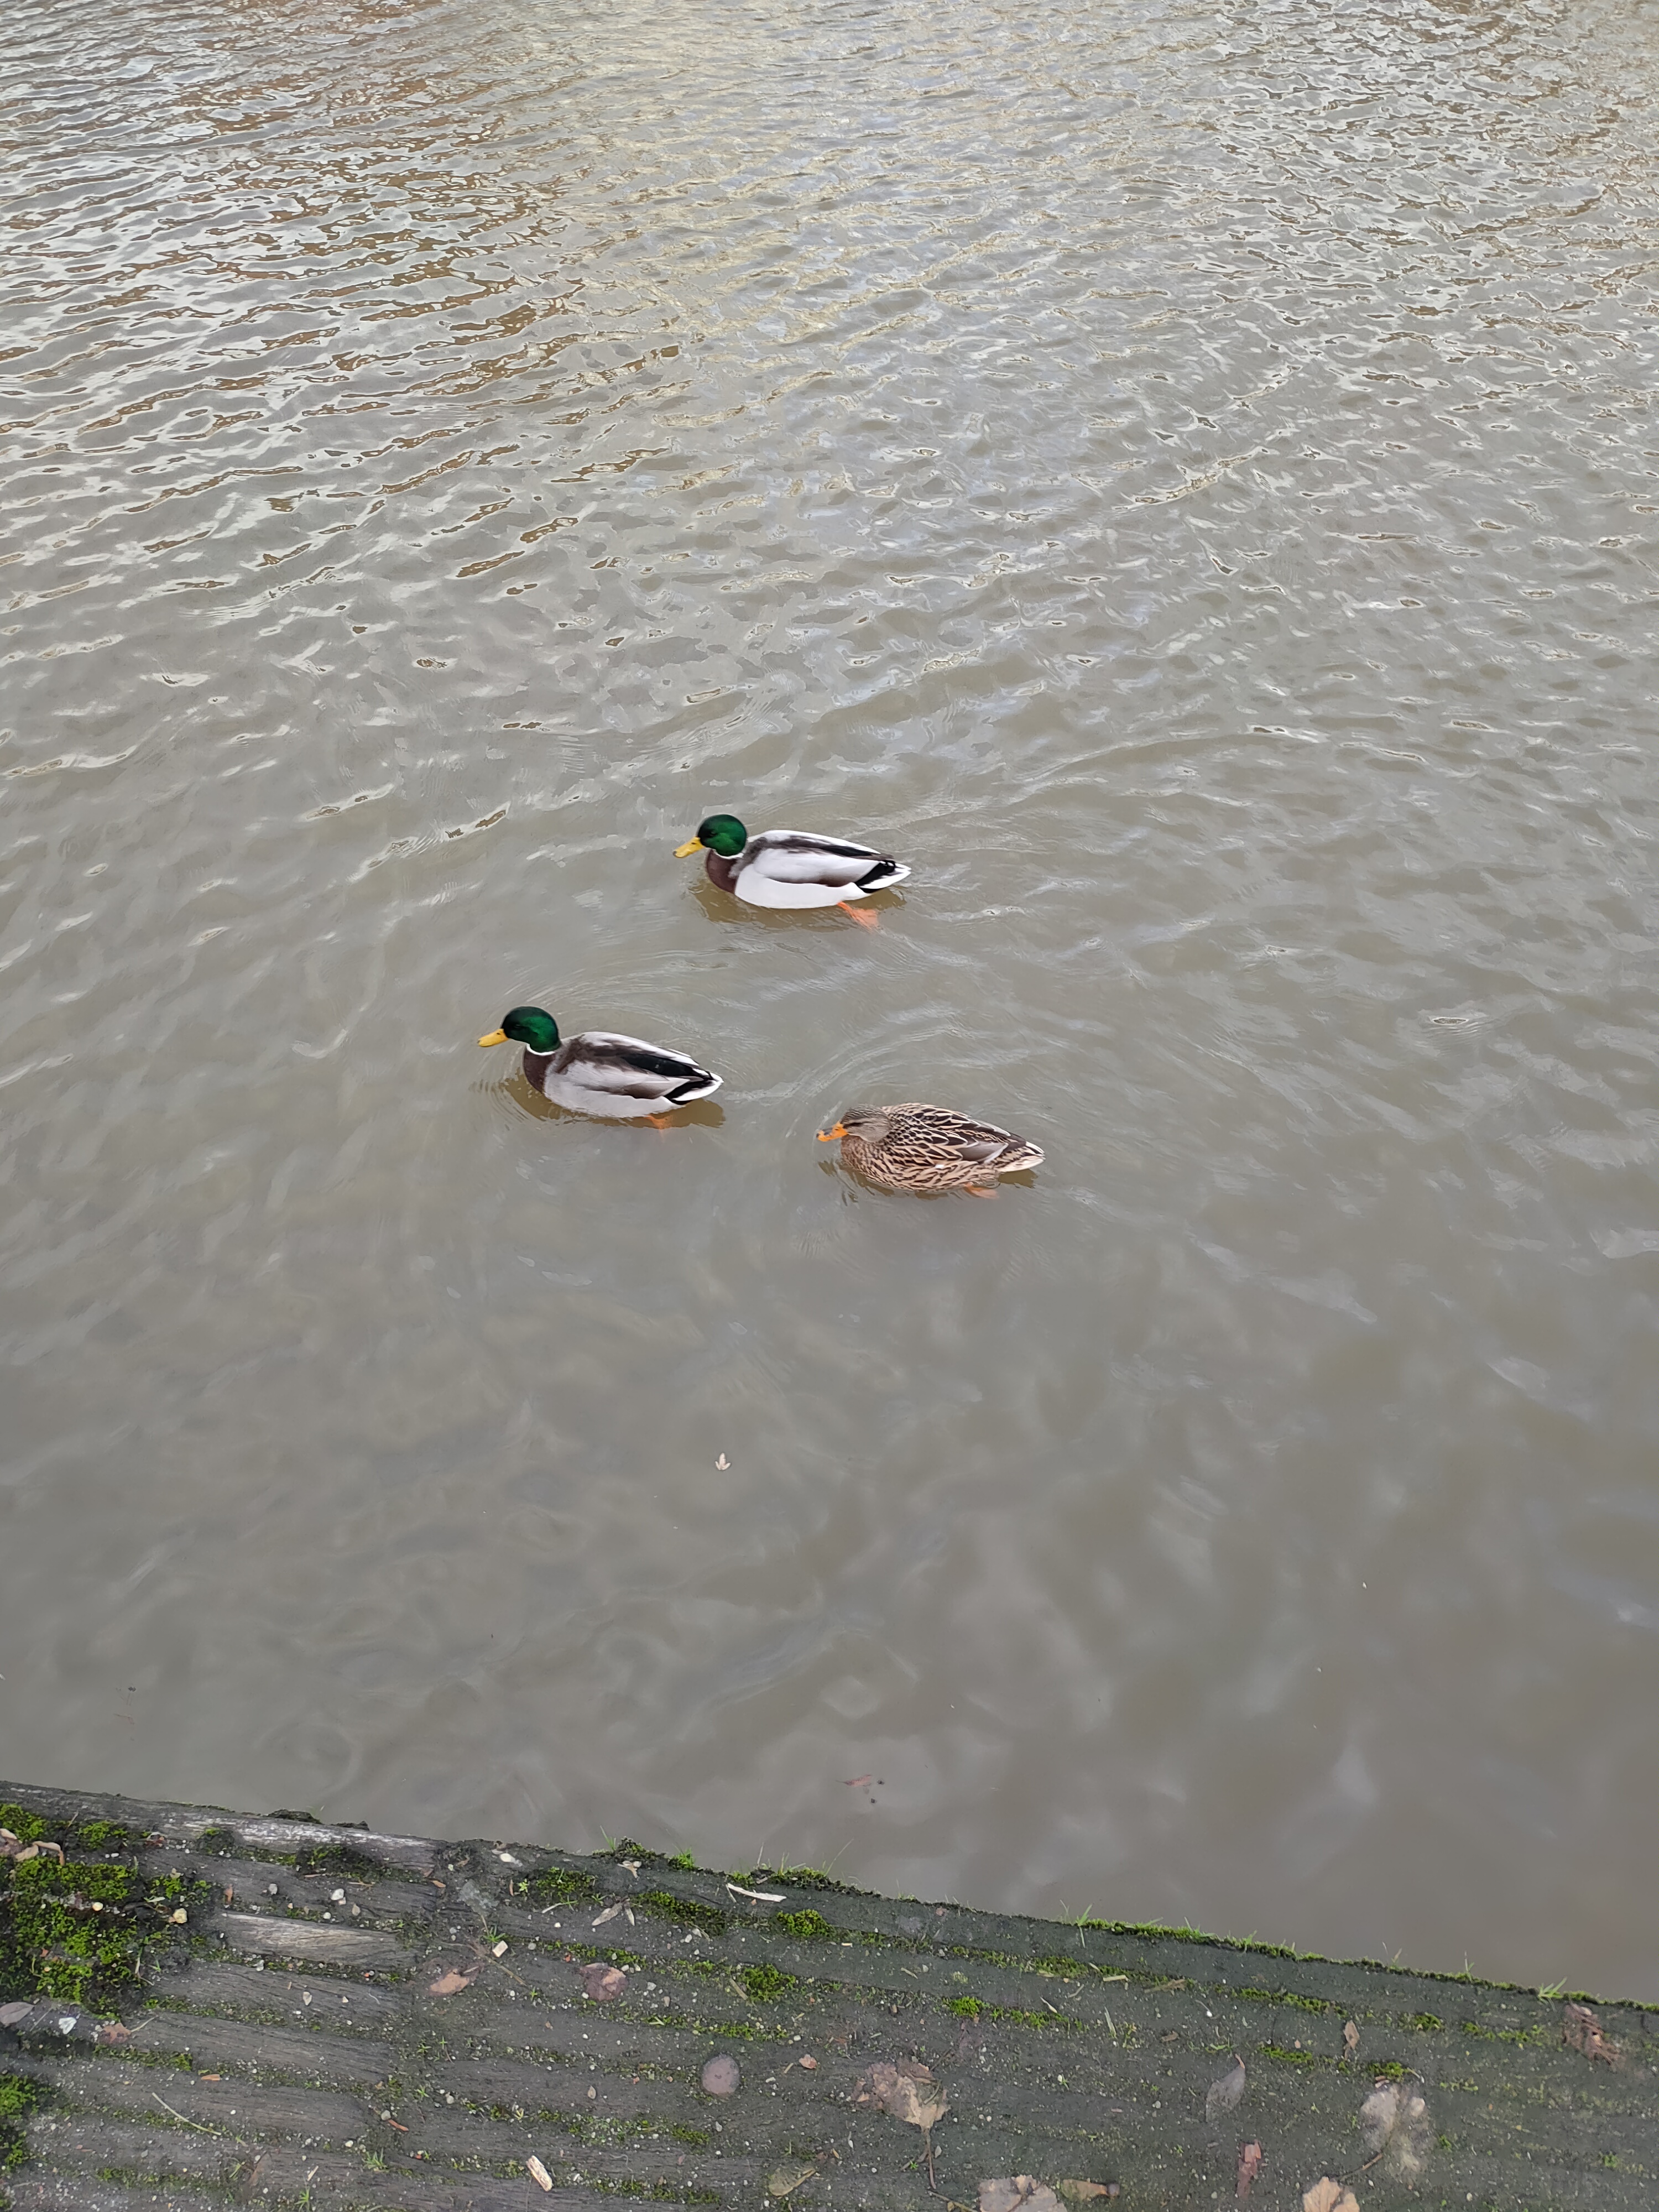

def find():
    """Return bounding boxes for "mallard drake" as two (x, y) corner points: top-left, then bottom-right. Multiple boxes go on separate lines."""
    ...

(817, 1103), (1044, 1193)
(675, 813), (909, 924)
(478, 1007), (721, 1124)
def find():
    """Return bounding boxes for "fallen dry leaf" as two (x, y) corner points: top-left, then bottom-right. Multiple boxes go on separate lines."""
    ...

(980, 2182), (1060, 2212)
(1359, 2079), (1430, 2178)
(1562, 2001), (1619, 2066)
(1301, 2182), (1358, 2212)
(1056, 2183), (1118, 2204)
(7, 1840), (66, 1865)
(526, 2153), (554, 2192)
(592, 1902), (625, 1928)
(96, 2021), (134, 2046)
(768, 2159), (818, 2198)
(580, 1963), (627, 2002)
(855, 2060), (950, 2135)
(427, 1969), (476, 1996)
(1235, 2141), (1263, 2199)
(1342, 2020), (1359, 2057)
(1206, 2056), (1246, 2122)
(797, 2053), (818, 2070)
(858, 2060), (949, 2184)
(844, 1775), (873, 1789)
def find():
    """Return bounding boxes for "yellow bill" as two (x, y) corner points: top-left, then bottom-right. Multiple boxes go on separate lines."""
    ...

(674, 837), (703, 857)
(478, 1029), (508, 1047)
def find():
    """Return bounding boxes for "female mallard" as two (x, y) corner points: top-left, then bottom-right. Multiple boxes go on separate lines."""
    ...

(817, 1103), (1044, 1193)
(675, 813), (909, 924)
(478, 1007), (721, 1125)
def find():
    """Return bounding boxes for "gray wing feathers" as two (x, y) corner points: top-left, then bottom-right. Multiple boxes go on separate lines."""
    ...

(565, 1032), (721, 1100)
(747, 830), (894, 889)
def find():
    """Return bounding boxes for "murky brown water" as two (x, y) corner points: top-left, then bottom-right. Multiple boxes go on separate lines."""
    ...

(2, 0), (1655, 1997)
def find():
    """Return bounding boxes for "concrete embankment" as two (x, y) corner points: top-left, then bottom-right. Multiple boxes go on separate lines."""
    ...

(1, 1780), (1652, 2209)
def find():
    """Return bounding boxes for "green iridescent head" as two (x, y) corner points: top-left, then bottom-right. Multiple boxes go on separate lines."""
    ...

(478, 1006), (561, 1053)
(676, 812), (748, 859)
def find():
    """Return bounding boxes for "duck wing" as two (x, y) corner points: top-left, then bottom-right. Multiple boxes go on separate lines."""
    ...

(891, 1103), (1044, 1169)
(560, 1032), (722, 1104)
(742, 830), (909, 893)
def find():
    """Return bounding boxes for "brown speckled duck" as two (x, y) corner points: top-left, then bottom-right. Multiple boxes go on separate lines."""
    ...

(817, 1103), (1044, 1193)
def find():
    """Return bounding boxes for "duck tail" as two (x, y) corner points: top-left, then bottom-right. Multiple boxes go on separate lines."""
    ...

(856, 856), (909, 890)
(668, 1068), (723, 1104)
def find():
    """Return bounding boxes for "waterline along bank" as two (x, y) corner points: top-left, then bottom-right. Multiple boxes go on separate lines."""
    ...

(1, 1781), (1653, 2209)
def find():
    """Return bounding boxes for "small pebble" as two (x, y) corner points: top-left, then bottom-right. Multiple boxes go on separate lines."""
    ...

(701, 2053), (740, 2097)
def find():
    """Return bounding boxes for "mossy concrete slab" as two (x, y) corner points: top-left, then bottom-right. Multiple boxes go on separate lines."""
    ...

(2, 1780), (1652, 2211)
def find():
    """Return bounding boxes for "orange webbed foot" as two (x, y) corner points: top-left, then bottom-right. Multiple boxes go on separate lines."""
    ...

(838, 900), (880, 928)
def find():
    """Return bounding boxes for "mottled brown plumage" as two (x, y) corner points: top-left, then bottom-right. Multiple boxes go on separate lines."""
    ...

(817, 1102), (1044, 1193)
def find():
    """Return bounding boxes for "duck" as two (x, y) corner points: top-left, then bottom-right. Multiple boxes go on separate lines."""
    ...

(817, 1103), (1044, 1193)
(478, 1007), (722, 1125)
(675, 813), (909, 924)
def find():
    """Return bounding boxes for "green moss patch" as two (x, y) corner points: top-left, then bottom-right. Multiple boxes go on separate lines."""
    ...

(758, 1867), (867, 1897)
(68, 1820), (147, 1852)
(1459, 2019), (1548, 2048)
(528, 1866), (600, 1907)
(774, 1909), (834, 1941)
(1, 2071), (52, 2173)
(1256, 2043), (1323, 2068)
(1074, 1918), (1301, 1960)
(639, 1891), (728, 1936)
(943, 1994), (1070, 2031)
(1, 1853), (195, 2010)
(1235, 1985), (1332, 2014)
(740, 1964), (798, 2003)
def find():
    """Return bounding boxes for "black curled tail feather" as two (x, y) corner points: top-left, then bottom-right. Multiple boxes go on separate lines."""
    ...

(857, 855), (903, 889)
(667, 1069), (718, 1102)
